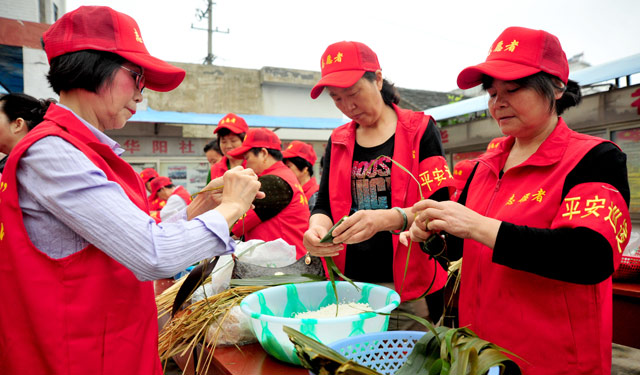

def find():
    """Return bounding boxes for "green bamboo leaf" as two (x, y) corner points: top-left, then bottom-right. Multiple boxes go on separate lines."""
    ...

(369, 155), (425, 201)
(229, 274), (325, 287)
(284, 326), (383, 375)
(392, 311), (442, 346)
(395, 330), (440, 375)
(320, 216), (348, 243)
(325, 257), (339, 316)
(429, 358), (443, 375)
(171, 256), (219, 317)
(475, 348), (521, 375)
(442, 327), (458, 361)
(450, 345), (473, 375)
(441, 360), (451, 375)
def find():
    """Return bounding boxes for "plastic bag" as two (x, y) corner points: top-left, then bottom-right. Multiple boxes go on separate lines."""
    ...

(190, 239), (297, 303)
(205, 306), (257, 347)
(190, 254), (234, 303)
(235, 239), (296, 267)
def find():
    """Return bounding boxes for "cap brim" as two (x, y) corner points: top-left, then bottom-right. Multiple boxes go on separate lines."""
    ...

(281, 150), (298, 159)
(119, 51), (185, 92)
(214, 123), (245, 134)
(310, 70), (366, 99)
(457, 60), (541, 89)
(226, 145), (252, 158)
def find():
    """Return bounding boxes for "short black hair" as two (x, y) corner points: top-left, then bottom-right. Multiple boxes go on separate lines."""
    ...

(249, 147), (282, 161)
(203, 139), (222, 154)
(0, 93), (56, 130)
(362, 71), (401, 106)
(481, 72), (581, 116)
(46, 50), (126, 95)
(216, 128), (245, 149)
(283, 156), (313, 177)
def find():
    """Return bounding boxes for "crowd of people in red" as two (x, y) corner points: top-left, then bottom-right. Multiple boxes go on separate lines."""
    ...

(0, 5), (632, 375)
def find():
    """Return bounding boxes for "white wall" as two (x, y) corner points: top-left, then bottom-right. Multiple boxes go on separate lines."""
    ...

(262, 84), (342, 119)
(0, 0), (39, 22)
(0, 0), (65, 23)
(22, 47), (57, 99)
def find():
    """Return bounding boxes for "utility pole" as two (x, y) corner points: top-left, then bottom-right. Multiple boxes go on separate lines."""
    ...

(192, 0), (229, 65)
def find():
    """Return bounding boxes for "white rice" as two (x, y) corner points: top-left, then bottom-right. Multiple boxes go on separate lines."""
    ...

(294, 302), (372, 319)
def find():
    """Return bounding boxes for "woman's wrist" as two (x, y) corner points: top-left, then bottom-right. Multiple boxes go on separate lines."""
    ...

(389, 207), (408, 234)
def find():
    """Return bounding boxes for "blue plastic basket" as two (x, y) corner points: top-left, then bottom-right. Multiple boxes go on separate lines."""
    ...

(309, 331), (500, 375)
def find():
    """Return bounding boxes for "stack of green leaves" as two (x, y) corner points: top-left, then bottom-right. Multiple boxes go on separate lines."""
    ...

(284, 326), (381, 375)
(285, 315), (521, 375)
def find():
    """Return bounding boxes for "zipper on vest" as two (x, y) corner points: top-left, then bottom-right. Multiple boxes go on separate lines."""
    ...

(484, 178), (502, 216)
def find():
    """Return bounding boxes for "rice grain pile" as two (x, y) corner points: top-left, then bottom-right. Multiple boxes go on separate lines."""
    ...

(294, 302), (371, 319)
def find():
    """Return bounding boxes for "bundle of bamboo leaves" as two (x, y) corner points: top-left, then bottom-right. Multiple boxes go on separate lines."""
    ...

(156, 272), (326, 374)
(157, 283), (265, 373)
(285, 316), (521, 375)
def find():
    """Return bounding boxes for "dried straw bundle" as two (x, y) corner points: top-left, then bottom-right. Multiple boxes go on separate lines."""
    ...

(156, 283), (264, 374)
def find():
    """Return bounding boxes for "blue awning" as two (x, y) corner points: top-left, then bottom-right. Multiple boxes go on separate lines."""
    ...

(426, 53), (640, 121)
(130, 108), (344, 130)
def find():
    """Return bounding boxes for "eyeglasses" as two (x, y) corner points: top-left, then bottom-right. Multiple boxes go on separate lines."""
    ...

(120, 65), (145, 93)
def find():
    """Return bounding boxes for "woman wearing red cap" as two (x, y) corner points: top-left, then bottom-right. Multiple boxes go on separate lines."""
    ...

(304, 41), (455, 329)
(227, 128), (310, 259)
(150, 176), (193, 221)
(209, 112), (248, 180)
(404, 27), (630, 375)
(282, 140), (320, 210)
(0, 7), (263, 375)
(140, 167), (166, 222)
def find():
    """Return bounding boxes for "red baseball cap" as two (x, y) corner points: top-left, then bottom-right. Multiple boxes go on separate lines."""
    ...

(282, 140), (317, 166)
(149, 176), (172, 200)
(227, 128), (281, 158)
(42, 6), (185, 92)
(310, 41), (381, 99)
(214, 113), (249, 135)
(140, 168), (159, 184)
(457, 27), (569, 89)
(452, 159), (475, 191)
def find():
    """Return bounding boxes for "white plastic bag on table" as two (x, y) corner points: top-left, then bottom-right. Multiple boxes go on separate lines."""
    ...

(235, 238), (296, 267)
(205, 305), (257, 346)
(190, 254), (235, 303)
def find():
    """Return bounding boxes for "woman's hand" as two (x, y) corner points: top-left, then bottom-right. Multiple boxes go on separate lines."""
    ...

(216, 167), (264, 226)
(303, 214), (344, 257)
(400, 199), (501, 249)
(330, 210), (385, 245)
(188, 166), (264, 225)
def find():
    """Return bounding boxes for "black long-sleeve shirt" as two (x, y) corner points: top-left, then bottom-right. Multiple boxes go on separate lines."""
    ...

(312, 119), (449, 282)
(449, 142), (629, 284)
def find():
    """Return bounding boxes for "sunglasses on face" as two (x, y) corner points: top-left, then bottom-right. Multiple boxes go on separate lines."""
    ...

(120, 65), (146, 93)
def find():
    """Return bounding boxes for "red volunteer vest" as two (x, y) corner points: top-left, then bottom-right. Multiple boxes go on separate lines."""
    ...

(210, 157), (247, 179)
(302, 177), (319, 201)
(172, 185), (193, 205)
(328, 105), (454, 301)
(0, 104), (161, 375)
(232, 161), (310, 258)
(460, 119), (630, 375)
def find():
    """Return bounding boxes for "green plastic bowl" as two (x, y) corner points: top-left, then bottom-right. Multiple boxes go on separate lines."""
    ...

(240, 281), (400, 365)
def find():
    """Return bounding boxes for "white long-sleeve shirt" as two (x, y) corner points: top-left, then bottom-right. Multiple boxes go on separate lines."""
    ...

(16, 105), (235, 281)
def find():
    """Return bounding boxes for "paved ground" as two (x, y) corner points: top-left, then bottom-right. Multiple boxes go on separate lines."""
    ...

(164, 344), (640, 374)
(612, 343), (640, 374)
